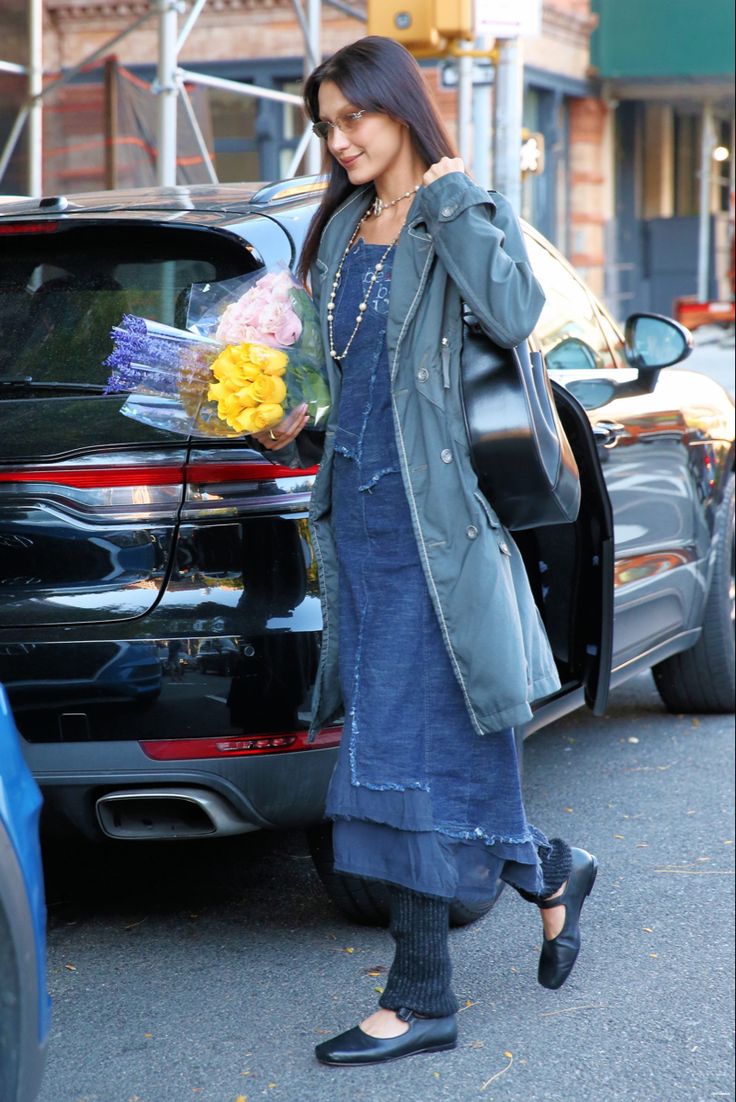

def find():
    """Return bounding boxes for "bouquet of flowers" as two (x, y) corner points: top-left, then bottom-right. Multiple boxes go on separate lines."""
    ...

(104, 265), (330, 438)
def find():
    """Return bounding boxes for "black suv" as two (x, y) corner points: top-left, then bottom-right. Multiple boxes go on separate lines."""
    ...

(0, 180), (733, 925)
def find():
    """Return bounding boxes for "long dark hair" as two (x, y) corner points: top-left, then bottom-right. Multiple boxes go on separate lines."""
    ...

(297, 36), (456, 285)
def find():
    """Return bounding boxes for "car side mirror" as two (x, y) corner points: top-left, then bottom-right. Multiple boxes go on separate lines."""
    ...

(624, 312), (693, 370)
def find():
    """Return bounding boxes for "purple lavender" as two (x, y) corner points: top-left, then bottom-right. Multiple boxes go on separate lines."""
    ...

(104, 315), (210, 394)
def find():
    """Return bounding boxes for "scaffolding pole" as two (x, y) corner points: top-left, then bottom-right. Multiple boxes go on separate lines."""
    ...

(304, 0), (321, 174)
(27, 0), (43, 196)
(156, 0), (179, 187)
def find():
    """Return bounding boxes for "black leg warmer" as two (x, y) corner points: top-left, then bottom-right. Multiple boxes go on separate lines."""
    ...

(377, 885), (459, 1018)
(515, 837), (573, 903)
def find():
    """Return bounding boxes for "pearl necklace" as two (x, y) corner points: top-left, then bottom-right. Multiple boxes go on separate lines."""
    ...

(371, 183), (420, 217)
(327, 209), (400, 362)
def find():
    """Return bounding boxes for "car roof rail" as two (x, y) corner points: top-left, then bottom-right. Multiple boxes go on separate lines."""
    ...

(249, 175), (327, 206)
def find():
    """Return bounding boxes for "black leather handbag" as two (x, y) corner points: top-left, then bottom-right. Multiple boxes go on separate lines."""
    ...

(460, 309), (581, 530)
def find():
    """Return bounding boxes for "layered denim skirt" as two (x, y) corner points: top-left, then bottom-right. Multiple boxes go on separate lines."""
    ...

(324, 240), (551, 902)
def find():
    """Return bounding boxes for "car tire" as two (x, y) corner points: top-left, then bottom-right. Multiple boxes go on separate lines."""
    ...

(653, 473), (735, 713)
(306, 822), (503, 928)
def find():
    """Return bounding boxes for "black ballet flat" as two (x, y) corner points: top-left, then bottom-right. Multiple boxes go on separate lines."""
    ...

(536, 846), (598, 990)
(315, 1007), (458, 1066)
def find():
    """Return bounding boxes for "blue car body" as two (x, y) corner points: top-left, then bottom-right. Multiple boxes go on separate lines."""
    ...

(0, 684), (49, 1102)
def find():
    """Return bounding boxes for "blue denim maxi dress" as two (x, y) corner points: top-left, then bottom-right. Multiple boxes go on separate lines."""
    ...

(325, 239), (552, 902)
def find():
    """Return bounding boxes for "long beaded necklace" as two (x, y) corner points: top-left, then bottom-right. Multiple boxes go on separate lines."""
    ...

(327, 185), (420, 362)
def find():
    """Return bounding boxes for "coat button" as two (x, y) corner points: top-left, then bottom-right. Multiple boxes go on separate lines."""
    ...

(440, 449), (453, 463)
(441, 205), (456, 218)
(417, 368), (429, 381)
(466, 525), (479, 540)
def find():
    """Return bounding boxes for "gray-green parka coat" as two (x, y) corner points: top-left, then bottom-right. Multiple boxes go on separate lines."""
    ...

(304, 171), (561, 739)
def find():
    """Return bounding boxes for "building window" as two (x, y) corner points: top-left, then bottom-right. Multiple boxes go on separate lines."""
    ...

(210, 87), (260, 183)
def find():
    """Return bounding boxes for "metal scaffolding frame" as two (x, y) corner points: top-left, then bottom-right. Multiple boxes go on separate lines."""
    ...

(0, 0), (363, 195)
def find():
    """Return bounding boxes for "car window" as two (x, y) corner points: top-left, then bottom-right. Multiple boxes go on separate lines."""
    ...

(525, 235), (617, 372)
(0, 224), (255, 389)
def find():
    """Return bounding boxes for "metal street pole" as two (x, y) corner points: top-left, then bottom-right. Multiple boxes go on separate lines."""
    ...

(472, 38), (492, 190)
(493, 36), (523, 211)
(27, 0), (43, 197)
(156, 0), (179, 187)
(697, 100), (715, 303)
(457, 51), (473, 168)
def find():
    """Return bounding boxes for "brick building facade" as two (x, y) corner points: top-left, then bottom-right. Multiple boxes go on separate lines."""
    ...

(3, 1), (612, 294)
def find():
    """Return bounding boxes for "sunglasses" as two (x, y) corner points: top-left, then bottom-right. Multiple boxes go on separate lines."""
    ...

(311, 109), (369, 141)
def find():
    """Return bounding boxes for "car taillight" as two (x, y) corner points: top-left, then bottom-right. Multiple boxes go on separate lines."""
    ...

(140, 726), (342, 759)
(0, 220), (59, 234)
(185, 461), (318, 483)
(0, 460), (318, 489)
(0, 465), (183, 488)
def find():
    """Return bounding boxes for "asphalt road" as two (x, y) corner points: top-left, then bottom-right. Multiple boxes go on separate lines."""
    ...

(38, 671), (734, 1102)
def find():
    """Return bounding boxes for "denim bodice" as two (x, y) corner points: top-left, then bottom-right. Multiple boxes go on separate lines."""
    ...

(331, 239), (400, 491)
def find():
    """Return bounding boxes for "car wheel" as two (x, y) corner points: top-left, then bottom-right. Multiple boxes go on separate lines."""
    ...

(305, 822), (503, 928)
(653, 473), (735, 713)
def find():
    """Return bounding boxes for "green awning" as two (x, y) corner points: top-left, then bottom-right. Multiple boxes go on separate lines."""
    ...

(590, 0), (735, 82)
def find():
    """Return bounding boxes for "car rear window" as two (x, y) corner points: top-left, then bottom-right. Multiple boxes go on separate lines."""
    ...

(0, 222), (257, 391)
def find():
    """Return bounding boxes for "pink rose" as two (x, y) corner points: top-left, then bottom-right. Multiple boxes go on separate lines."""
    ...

(215, 270), (302, 347)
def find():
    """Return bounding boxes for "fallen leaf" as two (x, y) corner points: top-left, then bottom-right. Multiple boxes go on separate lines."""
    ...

(636, 843), (649, 848)
(374, 986), (384, 994)
(364, 966), (387, 976)
(724, 840), (733, 845)
(144, 1033), (153, 1039)
(649, 953), (658, 958)
(343, 947), (355, 954)
(433, 1071), (440, 1078)
(627, 736), (640, 744)
(613, 834), (625, 839)
(564, 807), (573, 813)
(642, 927), (653, 933)
(234, 1096), (247, 1102)
(65, 963), (76, 972)
(691, 718), (700, 727)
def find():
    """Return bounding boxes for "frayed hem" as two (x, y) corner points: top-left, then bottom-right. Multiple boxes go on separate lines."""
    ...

(433, 822), (544, 852)
(349, 777), (431, 793)
(358, 466), (401, 492)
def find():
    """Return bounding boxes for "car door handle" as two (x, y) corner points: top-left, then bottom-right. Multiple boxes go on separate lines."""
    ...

(592, 421), (626, 449)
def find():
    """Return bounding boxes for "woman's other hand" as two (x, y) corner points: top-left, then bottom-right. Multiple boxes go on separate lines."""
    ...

(423, 157), (465, 187)
(251, 402), (310, 451)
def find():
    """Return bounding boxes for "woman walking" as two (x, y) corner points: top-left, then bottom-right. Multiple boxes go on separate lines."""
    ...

(253, 35), (598, 1066)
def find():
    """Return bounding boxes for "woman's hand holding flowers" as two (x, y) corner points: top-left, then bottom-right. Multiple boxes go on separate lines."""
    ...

(251, 402), (310, 450)
(423, 156), (466, 187)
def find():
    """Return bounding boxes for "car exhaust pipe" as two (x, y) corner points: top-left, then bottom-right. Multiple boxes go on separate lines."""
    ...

(95, 787), (260, 840)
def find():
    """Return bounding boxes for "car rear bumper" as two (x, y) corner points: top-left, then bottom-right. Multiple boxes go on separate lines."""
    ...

(25, 736), (339, 840)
